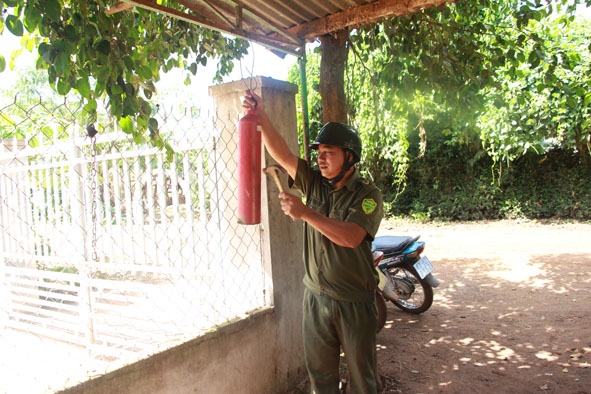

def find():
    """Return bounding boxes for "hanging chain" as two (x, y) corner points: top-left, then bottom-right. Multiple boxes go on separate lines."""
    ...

(240, 39), (258, 93)
(87, 124), (99, 263)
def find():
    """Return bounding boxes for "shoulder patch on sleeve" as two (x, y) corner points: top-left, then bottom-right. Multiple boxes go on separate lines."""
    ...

(362, 198), (377, 214)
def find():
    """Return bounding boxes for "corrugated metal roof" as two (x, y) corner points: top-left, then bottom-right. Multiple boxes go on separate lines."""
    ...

(111, 0), (452, 56)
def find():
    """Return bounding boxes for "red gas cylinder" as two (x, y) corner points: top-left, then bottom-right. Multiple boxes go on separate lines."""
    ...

(237, 109), (262, 224)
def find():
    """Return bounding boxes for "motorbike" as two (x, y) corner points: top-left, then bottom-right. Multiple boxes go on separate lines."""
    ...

(372, 235), (440, 332)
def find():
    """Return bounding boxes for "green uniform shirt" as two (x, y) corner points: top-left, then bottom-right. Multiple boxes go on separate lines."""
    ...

(292, 158), (384, 303)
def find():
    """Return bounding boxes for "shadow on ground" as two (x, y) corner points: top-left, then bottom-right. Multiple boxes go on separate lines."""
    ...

(376, 250), (591, 394)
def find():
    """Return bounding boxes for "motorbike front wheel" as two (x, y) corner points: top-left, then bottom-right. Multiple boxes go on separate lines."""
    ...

(388, 266), (433, 314)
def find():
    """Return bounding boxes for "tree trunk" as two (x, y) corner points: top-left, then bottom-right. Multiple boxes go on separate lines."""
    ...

(319, 29), (349, 124)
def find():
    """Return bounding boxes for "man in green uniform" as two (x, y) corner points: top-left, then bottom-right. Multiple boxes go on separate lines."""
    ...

(242, 90), (384, 394)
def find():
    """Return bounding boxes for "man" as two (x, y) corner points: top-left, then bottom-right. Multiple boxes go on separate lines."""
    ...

(242, 90), (384, 394)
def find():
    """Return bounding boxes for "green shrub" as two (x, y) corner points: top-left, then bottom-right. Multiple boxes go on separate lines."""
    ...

(381, 147), (590, 221)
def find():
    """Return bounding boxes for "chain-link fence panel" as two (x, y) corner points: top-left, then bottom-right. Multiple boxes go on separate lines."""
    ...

(0, 94), (268, 393)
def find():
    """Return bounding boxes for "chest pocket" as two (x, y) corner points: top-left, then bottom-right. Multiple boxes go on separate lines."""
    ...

(307, 193), (350, 221)
(307, 195), (328, 215)
(328, 205), (348, 221)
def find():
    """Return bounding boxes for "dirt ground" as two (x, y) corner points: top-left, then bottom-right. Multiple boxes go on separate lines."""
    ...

(372, 219), (591, 394)
(290, 219), (591, 394)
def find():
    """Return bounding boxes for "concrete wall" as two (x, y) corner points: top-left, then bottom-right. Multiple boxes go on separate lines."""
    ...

(59, 77), (306, 394)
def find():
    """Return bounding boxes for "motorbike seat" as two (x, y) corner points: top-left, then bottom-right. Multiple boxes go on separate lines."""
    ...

(372, 235), (420, 255)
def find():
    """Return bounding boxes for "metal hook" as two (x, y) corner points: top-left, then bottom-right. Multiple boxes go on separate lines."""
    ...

(239, 39), (258, 93)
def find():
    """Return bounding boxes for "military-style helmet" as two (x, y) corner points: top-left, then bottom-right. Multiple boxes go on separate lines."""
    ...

(309, 122), (362, 164)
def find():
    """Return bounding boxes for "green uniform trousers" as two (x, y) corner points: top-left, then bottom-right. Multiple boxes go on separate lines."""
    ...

(302, 288), (378, 394)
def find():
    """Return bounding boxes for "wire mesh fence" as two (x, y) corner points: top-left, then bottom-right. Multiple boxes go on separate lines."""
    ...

(0, 93), (268, 393)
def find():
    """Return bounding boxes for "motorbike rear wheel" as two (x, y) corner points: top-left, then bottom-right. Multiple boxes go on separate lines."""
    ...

(375, 291), (387, 333)
(388, 266), (433, 314)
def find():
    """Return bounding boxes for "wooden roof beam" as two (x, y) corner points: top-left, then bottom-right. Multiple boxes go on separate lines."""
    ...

(289, 0), (454, 41)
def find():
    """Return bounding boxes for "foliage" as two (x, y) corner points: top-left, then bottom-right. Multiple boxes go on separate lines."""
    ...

(501, 150), (591, 219)
(288, 48), (323, 159)
(390, 142), (591, 220)
(349, 0), (590, 179)
(288, 0), (591, 220)
(1, 0), (249, 153)
(479, 14), (591, 173)
(346, 38), (411, 200)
